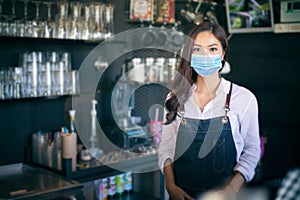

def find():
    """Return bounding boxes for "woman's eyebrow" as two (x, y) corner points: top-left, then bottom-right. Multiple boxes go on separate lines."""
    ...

(193, 43), (218, 47)
(193, 43), (202, 47)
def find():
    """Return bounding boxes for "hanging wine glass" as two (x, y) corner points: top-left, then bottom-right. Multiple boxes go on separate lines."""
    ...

(93, 2), (105, 40)
(8, 0), (18, 37)
(56, 1), (69, 39)
(103, 3), (115, 39)
(14, 0), (24, 37)
(32, 1), (44, 38)
(43, 1), (56, 38)
(68, 2), (82, 40)
(19, 0), (33, 37)
(81, 2), (93, 40)
(0, 0), (9, 36)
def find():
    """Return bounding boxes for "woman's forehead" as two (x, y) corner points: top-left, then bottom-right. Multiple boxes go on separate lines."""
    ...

(193, 31), (221, 46)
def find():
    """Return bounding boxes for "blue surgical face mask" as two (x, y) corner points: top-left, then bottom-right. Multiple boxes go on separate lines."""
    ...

(190, 54), (222, 77)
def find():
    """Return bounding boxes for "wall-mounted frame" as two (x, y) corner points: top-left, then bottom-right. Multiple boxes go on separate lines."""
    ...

(225, 0), (274, 33)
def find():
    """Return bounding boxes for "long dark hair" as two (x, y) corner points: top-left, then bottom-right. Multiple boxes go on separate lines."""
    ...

(164, 21), (229, 124)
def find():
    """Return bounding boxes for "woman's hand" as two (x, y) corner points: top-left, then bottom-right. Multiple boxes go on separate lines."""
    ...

(163, 159), (194, 200)
(166, 182), (194, 200)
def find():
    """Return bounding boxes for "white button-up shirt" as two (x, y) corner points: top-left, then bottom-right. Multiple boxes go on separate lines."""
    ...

(158, 78), (261, 182)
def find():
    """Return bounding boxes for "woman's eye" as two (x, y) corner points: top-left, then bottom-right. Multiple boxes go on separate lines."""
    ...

(210, 47), (218, 52)
(193, 47), (201, 52)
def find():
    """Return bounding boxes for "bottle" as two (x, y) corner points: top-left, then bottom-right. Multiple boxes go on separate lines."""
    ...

(123, 172), (133, 193)
(107, 175), (116, 198)
(69, 110), (76, 134)
(99, 178), (108, 200)
(61, 109), (77, 171)
(115, 174), (124, 196)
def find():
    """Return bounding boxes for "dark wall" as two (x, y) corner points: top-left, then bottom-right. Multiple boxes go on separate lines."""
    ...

(225, 32), (300, 181)
(0, 97), (69, 165)
(227, 33), (300, 129)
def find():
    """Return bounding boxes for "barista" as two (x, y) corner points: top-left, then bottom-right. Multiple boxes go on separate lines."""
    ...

(158, 21), (261, 199)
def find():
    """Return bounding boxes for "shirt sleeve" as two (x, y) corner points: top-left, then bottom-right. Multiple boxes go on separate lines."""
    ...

(234, 93), (261, 182)
(157, 111), (178, 174)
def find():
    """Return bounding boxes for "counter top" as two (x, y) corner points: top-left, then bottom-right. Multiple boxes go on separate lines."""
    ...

(0, 163), (84, 200)
(60, 152), (158, 182)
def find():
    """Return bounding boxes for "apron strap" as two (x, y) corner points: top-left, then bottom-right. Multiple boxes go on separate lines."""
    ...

(222, 82), (233, 124)
(225, 82), (233, 110)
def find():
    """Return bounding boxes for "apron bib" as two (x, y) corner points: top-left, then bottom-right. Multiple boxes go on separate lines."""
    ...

(173, 117), (236, 198)
(173, 82), (235, 198)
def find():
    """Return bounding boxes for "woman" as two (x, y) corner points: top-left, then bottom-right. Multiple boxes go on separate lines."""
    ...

(158, 21), (261, 200)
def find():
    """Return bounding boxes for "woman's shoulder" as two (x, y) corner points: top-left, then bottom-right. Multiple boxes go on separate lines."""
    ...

(223, 79), (258, 104)
(234, 83), (256, 98)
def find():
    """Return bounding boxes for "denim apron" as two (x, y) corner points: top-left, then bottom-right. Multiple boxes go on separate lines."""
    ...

(173, 83), (236, 198)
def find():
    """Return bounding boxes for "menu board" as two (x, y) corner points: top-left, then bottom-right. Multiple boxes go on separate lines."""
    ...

(130, 0), (154, 21)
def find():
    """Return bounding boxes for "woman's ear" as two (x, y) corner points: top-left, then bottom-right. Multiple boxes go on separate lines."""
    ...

(221, 52), (225, 60)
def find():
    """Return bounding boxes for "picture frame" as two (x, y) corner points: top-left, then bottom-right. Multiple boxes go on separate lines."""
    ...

(225, 0), (274, 33)
(156, 0), (175, 23)
(130, 0), (154, 21)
